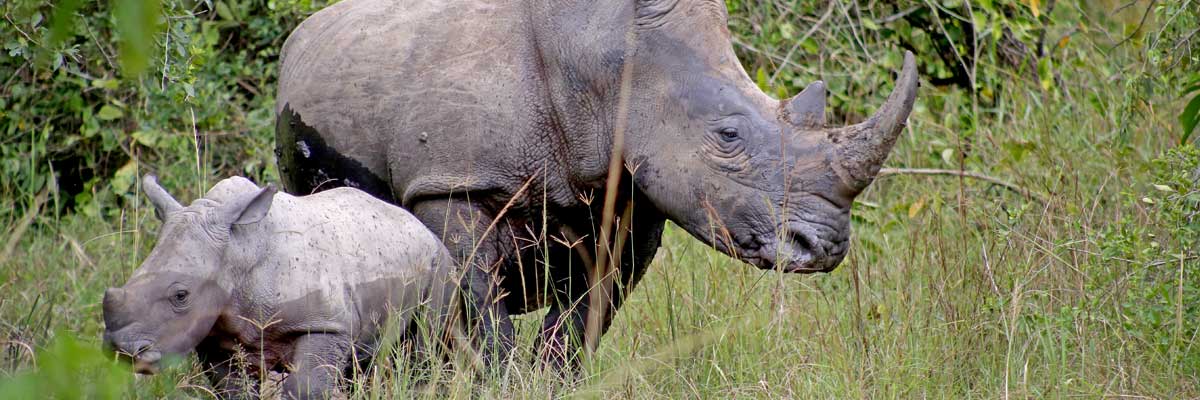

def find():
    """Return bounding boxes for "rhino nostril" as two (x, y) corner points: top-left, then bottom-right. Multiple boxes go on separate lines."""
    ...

(787, 231), (813, 254)
(112, 339), (155, 358)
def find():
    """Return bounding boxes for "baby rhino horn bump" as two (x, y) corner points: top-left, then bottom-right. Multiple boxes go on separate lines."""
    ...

(833, 51), (919, 192)
(784, 80), (826, 129)
(143, 175), (182, 220)
(103, 288), (126, 314)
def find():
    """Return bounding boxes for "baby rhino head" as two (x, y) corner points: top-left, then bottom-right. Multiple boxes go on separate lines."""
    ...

(102, 175), (276, 373)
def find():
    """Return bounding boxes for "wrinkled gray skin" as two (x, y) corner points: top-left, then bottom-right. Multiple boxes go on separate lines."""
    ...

(275, 0), (918, 369)
(102, 175), (455, 399)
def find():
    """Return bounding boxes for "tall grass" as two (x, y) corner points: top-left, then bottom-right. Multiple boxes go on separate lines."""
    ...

(1, 0), (1197, 398)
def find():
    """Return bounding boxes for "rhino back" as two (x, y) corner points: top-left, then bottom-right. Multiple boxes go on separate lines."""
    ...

(233, 187), (454, 341)
(276, 0), (577, 206)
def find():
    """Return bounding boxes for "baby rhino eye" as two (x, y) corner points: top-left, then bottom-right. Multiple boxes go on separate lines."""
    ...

(170, 289), (189, 308)
(718, 127), (739, 142)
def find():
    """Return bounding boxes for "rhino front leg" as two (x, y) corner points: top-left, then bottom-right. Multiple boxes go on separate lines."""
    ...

(281, 333), (351, 400)
(197, 342), (260, 400)
(411, 199), (516, 369)
(536, 212), (666, 370)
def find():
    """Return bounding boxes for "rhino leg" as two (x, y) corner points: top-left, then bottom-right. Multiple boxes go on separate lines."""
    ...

(410, 199), (516, 369)
(196, 343), (260, 400)
(535, 209), (667, 370)
(281, 333), (352, 400)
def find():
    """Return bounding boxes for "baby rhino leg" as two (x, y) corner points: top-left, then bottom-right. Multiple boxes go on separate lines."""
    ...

(197, 346), (260, 400)
(282, 333), (352, 400)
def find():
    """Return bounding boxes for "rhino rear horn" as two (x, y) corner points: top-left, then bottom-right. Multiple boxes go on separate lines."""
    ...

(832, 51), (919, 192)
(143, 175), (183, 220)
(784, 80), (826, 129)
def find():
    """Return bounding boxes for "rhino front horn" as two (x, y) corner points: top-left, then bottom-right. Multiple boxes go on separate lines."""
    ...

(832, 51), (919, 192)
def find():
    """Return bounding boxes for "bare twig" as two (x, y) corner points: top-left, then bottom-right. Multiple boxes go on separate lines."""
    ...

(60, 233), (95, 268)
(84, 18), (116, 72)
(879, 6), (920, 24)
(875, 167), (1048, 203)
(1111, 0), (1140, 16)
(4, 12), (39, 46)
(1170, 27), (1200, 54)
(236, 78), (261, 96)
(1109, 0), (1158, 51)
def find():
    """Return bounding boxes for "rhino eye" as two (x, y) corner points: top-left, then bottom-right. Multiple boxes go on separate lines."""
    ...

(169, 289), (189, 309)
(718, 127), (739, 142)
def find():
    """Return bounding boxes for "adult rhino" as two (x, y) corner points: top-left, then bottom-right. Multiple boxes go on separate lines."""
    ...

(275, 0), (918, 368)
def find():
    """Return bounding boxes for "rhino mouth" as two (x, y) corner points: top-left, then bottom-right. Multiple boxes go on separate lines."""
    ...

(104, 333), (163, 374)
(736, 225), (846, 273)
(132, 350), (162, 374)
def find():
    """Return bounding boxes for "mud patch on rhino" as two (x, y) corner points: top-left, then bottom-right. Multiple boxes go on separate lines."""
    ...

(275, 104), (395, 202)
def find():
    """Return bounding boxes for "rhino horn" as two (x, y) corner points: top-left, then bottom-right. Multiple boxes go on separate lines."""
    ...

(143, 175), (183, 220)
(103, 287), (126, 314)
(832, 51), (919, 192)
(784, 80), (826, 129)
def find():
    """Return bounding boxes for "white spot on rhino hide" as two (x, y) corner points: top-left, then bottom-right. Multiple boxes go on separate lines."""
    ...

(296, 141), (311, 158)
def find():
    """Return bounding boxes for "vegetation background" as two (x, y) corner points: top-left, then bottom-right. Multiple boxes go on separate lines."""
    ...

(1, 0), (1199, 398)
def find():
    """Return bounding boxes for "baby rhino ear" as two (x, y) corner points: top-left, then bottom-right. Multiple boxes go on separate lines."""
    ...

(217, 184), (277, 226)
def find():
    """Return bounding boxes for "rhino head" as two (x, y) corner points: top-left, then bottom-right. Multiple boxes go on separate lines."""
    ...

(102, 175), (275, 373)
(623, 2), (918, 273)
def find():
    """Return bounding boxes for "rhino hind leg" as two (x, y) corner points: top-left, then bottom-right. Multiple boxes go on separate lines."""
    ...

(274, 104), (395, 201)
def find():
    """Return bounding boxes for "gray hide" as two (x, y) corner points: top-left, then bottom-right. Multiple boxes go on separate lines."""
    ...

(102, 175), (456, 399)
(274, 0), (919, 368)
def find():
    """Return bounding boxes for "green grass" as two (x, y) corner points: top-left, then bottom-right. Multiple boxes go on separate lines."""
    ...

(2, 0), (1198, 398)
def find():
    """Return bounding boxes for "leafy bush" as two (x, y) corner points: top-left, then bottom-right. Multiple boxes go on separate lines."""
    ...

(0, 0), (327, 221)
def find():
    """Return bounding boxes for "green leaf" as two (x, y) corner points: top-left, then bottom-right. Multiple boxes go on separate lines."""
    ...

(1037, 57), (1053, 91)
(779, 23), (795, 39)
(114, 0), (164, 75)
(111, 161), (138, 195)
(131, 130), (160, 146)
(49, 0), (84, 44)
(941, 148), (956, 166)
(96, 105), (123, 121)
(216, 1), (237, 21)
(1183, 82), (1200, 97)
(800, 37), (818, 54)
(1181, 92), (1200, 144)
(91, 78), (119, 90)
(861, 18), (880, 31)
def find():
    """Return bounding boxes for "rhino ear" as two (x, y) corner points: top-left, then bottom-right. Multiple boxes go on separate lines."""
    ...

(217, 184), (277, 226)
(143, 175), (183, 221)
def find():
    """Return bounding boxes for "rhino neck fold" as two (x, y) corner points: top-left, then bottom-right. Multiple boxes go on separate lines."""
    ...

(217, 215), (273, 295)
(524, 0), (638, 188)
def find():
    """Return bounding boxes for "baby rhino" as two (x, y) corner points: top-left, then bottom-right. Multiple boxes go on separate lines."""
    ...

(102, 175), (457, 399)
